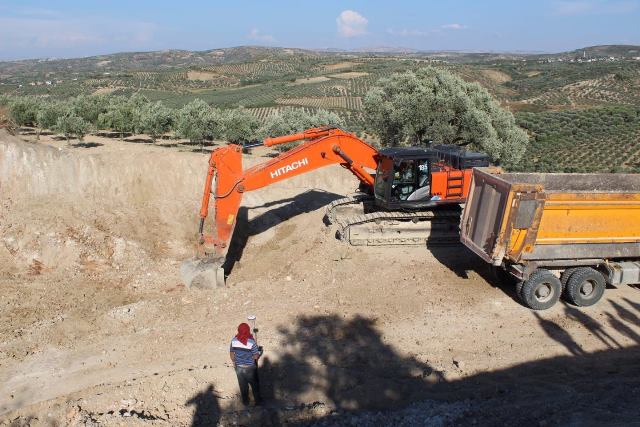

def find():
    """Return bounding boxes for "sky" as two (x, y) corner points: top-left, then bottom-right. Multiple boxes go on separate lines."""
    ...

(0, 0), (639, 60)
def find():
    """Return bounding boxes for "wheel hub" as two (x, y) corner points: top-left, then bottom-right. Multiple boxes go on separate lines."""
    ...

(581, 280), (594, 297)
(536, 283), (552, 301)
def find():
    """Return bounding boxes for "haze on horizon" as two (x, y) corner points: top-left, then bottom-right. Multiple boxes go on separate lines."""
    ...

(1, 0), (639, 61)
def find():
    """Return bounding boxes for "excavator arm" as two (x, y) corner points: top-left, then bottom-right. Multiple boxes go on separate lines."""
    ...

(196, 127), (379, 262)
(198, 127), (378, 257)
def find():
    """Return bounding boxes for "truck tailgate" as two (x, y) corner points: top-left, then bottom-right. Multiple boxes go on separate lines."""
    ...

(460, 168), (543, 265)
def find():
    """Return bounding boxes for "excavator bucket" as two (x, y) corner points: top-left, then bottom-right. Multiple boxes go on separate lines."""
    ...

(180, 256), (225, 289)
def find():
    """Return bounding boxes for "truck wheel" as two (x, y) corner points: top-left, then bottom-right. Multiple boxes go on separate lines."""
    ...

(565, 268), (605, 307)
(560, 268), (580, 296)
(520, 269), (562, 310)
(516, 280), (525, 299)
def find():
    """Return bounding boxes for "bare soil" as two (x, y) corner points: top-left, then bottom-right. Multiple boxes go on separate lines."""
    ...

(323, 62), (359, 71)
(479, 69), (512, 83)
(328, 72), (369, 79)
(187, 71), (221, 81)
(1, 131), (639, 426)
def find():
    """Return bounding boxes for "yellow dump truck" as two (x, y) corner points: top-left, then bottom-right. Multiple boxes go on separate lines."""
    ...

(460, 168), (640, 310)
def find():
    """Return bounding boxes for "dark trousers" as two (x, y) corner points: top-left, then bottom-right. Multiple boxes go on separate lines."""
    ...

(235, 365), (262, 405)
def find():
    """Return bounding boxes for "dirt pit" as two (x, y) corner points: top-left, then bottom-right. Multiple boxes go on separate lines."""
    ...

(1, 130), (639, 426)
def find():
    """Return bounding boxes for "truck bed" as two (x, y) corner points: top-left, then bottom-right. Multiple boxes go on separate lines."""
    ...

(460, 169), (640, 267)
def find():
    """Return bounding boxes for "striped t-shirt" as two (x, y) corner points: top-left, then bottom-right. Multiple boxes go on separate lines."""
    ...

(230, 337), (259, 367)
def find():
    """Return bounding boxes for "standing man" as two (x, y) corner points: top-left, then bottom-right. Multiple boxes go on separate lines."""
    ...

(229, 323), (263, 406)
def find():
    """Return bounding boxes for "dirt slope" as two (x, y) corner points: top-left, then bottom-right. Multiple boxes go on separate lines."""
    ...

(1, 132), (639, 426)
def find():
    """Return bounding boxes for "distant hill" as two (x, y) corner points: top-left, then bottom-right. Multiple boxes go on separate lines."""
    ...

(2, 44), (640, 75)
(575, 45), (640, 58)
(0, 46), (325, 76)
(539, 45), (640, 60)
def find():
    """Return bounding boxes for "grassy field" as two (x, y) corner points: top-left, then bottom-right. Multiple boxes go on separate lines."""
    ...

(1, 45), (639, 172)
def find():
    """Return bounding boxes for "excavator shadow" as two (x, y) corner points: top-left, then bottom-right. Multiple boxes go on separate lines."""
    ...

(223, 189), (343, 275)
(204, 313), (640, 425)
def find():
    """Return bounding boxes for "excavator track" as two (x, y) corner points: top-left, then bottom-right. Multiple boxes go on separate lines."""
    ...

(334, 207), (462, 246)
(324, 193), (373, 223)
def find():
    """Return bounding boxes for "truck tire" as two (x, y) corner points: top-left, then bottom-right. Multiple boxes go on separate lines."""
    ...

(560, 268), (579, 292)
(520, 269), (562, 310)
(565, 268), (606, 307)
(516, 280), (525, 299)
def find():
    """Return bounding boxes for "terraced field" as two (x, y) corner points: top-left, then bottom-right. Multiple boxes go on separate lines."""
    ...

(275, 96), (363, 110)
(515, 106), (640, 173)
(520, 74), (640, 107)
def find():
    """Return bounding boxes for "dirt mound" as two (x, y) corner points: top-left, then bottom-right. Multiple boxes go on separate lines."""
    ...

(0, 131), (205, 277)
(0, 130), (355, 279)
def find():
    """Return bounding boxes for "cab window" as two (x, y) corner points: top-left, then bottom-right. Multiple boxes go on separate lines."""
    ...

(391, 160), (416, 201)
(417, 159), (430, 188)
(374, 161), (388, 199)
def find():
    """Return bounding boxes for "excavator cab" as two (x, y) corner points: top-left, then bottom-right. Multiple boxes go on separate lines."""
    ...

(374, 148), (437, 209)
(373, 146), (489, 211)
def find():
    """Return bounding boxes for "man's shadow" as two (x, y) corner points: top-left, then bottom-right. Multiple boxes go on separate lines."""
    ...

(186, 384), (221, 427)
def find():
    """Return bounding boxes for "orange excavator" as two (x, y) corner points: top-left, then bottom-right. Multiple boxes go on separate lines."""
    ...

(181, 127), (489, 288)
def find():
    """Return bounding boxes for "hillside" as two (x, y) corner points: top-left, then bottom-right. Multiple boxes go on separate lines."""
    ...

(542, 44), (640, 60)
(1, 44), (639, 172)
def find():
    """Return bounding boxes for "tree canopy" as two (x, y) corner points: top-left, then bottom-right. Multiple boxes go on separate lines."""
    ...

(8, 97), (39, 126)
(140, 101), (174, 142)
(55, 111), (89, 143)
(36, 100), (67, 130)
(363, 67), (529, 165)
(174, 99), (212, 143)
(221, 107), (259, 144)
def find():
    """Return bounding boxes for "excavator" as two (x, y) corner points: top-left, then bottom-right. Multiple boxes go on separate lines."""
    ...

(181, 127), (489, 288)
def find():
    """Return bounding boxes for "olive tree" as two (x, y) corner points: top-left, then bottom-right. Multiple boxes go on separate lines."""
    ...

(8, 96), (39, 126)
(363, 67), (529, 165)
(36, 100), (68, 139)
(203, 107), (225, 141)
(97, 94), (148, 139)
(139, 101), (174, 142)
(220, 107), (259, 144)
(71, 94), (110, 126)
(0, 94), (10, 106)
(55, 112), (89, 144)
(97, 97), (128, 138)
(175, 99), (211, 144)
